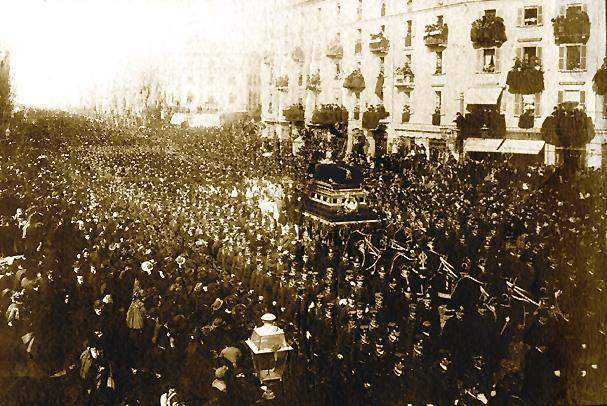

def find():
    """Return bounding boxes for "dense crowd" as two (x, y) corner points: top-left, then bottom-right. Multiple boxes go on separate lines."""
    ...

(0, 110), (606, 405)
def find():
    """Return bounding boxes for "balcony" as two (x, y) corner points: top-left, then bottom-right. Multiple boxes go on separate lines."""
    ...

(282, 104), (305, 123)
(306, 73), (321, 93)
(326, 42), (343, 59)
(424, 22), (448, 48)
(394, 65), (414, 89)
(343, 70), (366, 93)
(553, 8), (590, 45)
(362, 105), (389, 130)
(369, 32), (390, 55)
(263, 53), (272, 66)
(310, 104), (348, 126)
(470, 15), (507, 48)
(275, 76), (289, 92)
(506, 58), (545, 95)
(291, 47), (304, 64)
(593, 62), (607, 95)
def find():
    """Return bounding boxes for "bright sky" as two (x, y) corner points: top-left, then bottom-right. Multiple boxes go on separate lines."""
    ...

(0, 0), (257, 109)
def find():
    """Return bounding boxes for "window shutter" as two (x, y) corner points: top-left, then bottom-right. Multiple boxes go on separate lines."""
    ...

(500, 90), (507, 114)
(514, 94), (522, 116)
(558, 90), (564, 105)
(559, 46), (565, 71)
(515, 47), (522, 60)
(580, 45), (587, 70)
(476, 49), (483, 73)
(495, 48), (501, 73)
(517, 8), (524, 27)
(537, 6), (543, 25)
(534, 93), (541, 117)
(536, 47), (543, 64)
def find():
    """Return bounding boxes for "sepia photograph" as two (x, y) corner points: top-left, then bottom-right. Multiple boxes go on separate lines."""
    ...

(0, 0), (606, 404)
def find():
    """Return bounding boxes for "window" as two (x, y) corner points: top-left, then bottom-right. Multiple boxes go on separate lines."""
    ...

(435, 91), (442, 112)
(337, 1), (340, 15)
(559, 45), (587, 71)
(523, 46), (537, 61)
(566, 4), (583, 14)
(525, 7), (538, 25)
(558, 90), (586, 108)
(403, 90), (412, 123)
(516, 46), (542, 65)
(357, 0), (362, 19)
(405, 20), (412, 47)
(437, 15), (444, 24)
(381, 2), (386, 17)
(514, 93), (542, 117)
(518, 6), (543, 26)
(335, 62), (341, 79)
(482, 48), (496, 73)
(405, 54), (412, 64)
(435, 51), (443, 74)
(404, 90), (411, 104)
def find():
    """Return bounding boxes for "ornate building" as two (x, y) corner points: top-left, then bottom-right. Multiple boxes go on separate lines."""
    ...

(260, 0), (607, 168)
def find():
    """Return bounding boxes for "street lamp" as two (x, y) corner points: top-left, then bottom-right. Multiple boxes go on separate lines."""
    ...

(246, 313), (293, 383)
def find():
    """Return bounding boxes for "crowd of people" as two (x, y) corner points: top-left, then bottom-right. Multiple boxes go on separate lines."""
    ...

(0, 109), (606, 405)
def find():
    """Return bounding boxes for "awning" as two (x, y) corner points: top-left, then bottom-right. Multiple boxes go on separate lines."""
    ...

(463, 138), (504, 153)
(466, 87), (502, 106)
(498, 139), (545, 155)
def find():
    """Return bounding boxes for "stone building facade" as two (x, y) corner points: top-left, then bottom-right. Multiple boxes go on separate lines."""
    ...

(260, 0), (607, 167)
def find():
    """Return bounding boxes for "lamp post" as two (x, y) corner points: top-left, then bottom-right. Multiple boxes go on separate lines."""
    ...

(246, 313), (293, 384)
